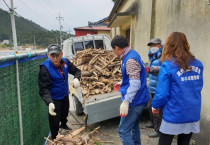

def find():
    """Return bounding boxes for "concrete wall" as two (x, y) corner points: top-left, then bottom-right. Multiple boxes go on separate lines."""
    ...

(133, 0), (153, 61)
(144, 0), (210, 144)
(153, 0), (210, 145)
(110, 0), (210, 144)
(110, 0), (153, 61)
(120, 0), (137, 48)
(98, 30), (111, 37)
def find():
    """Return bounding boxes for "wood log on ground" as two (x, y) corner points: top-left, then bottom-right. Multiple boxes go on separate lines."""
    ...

(71, 49), (122, 99)
(71, 126), (85, 137)
(45, 126), (104, 145)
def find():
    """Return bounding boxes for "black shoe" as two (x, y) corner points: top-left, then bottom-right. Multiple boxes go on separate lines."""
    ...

(148, 131), (160, 138)
(145, 122), (154, 128)
(59, 124), (72, 130)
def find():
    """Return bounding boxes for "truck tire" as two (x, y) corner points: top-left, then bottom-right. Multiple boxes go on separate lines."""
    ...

(72, 94), (84, 116)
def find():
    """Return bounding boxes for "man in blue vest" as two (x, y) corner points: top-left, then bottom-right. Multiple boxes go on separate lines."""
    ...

(38, 44), (81, 139)
(111, 36), (150, 145)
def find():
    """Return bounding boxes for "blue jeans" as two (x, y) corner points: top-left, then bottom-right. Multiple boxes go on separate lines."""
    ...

(118, 103), (146, 145)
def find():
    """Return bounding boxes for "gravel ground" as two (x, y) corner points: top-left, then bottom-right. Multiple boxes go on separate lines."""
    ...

(64, 112), (178, 145)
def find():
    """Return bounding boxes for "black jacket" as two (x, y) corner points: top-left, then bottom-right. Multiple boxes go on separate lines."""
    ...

(38, 58), (81, 105)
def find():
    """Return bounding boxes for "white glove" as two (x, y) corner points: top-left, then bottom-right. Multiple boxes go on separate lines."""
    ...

(49, 103), (56, 116)
(120, 99), (129, 117)
(116, 80), (122, 85)
(73, 78), (80, 88)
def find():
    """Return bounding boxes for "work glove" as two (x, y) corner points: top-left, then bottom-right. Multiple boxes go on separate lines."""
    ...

(152, 107), (159, 117)
(120, 99), (129, 117)
(49, 103), (56, 116)
(145, 66), (150, 73)
(114, 81), (122, 91)
(73, 78), (80, 88)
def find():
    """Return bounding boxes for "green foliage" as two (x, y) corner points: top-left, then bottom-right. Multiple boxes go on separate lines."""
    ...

(1, 43), (13, 48)
(17, 30), (69, 47)
(95, 142), (103, 145)
(0, 8), (46, 41)
(0, 8), (74, 47)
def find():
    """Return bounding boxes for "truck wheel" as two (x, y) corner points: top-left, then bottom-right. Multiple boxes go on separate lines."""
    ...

(72, 94), (84, 116)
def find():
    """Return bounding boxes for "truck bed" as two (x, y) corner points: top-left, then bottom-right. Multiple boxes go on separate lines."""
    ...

(83, 91), (121, 125)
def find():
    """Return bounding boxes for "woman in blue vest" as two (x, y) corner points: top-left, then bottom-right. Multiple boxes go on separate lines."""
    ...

(111, 36), (150, 145)
(38, 44), (81, 139)
(152, 32), (203, 145)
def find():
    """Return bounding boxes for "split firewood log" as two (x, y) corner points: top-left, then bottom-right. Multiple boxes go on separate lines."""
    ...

(81, 71), (93, 77)
(99, 78), (110, 84)
(71, 49), (122, 99)
(70, 127), (85, 137)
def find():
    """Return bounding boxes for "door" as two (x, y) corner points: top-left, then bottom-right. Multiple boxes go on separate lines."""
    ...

(126, 29), (130, 45)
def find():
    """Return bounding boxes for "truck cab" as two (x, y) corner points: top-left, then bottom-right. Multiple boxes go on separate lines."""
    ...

(63, 34), (112, 59)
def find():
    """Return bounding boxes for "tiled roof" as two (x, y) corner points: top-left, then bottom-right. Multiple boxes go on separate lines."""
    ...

(74, 26), (111, 31)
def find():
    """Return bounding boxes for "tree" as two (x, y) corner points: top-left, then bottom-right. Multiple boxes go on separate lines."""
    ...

(0, 33), (9, 41)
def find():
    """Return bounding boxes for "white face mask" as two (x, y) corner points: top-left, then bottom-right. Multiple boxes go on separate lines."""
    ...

(150, 47), (159, 53)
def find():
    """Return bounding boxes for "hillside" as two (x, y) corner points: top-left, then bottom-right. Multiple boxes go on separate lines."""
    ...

(0, 8), (72, 47)
(0, 8), (46, 40)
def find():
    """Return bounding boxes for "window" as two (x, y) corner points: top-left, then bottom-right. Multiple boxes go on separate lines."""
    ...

(95, 40), (104, 49)
(85, 41), (94, 49)
(85, 40), (104, 49)
(71, 40), (105, 55)
(72, 42), (84, 55)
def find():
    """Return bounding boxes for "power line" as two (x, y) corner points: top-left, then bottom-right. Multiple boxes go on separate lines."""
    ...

(2, 0), (69, 32)
(36, 0), (57, 18)
(2, 0), (70, 32)
(36, 0), (73, 32)
(2, 0), (10, 10)
(17, 0), (58, 29)
(1, 5), (40, 32)
(2, 0), (27, 20)
(36, 0), (72, 33)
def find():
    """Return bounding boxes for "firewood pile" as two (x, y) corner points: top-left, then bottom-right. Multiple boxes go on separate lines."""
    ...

(72, 49), (122, 99)
(45, 126), (114, 145)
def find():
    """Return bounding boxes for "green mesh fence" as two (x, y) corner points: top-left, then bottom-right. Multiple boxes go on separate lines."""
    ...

(0, 56), (49, 145)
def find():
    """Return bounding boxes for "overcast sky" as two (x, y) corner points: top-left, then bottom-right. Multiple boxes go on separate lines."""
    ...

(0, 0), (114, 34)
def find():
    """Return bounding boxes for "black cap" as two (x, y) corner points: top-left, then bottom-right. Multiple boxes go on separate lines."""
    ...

(48, 44), (62, 55)
(147, 38), (162, 46)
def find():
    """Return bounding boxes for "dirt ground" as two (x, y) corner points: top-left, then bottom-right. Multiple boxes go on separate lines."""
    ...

(45, 95), (178, 145)
(63, 112), (178, 145)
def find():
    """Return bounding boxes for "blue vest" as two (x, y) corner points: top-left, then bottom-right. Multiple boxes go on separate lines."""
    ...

(40, 58), (69, 100)
(152, 59), (203, 123)
(120, 49), (150, 106)
(148, 59), (162, 93)
(148, 45), (163, 93)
